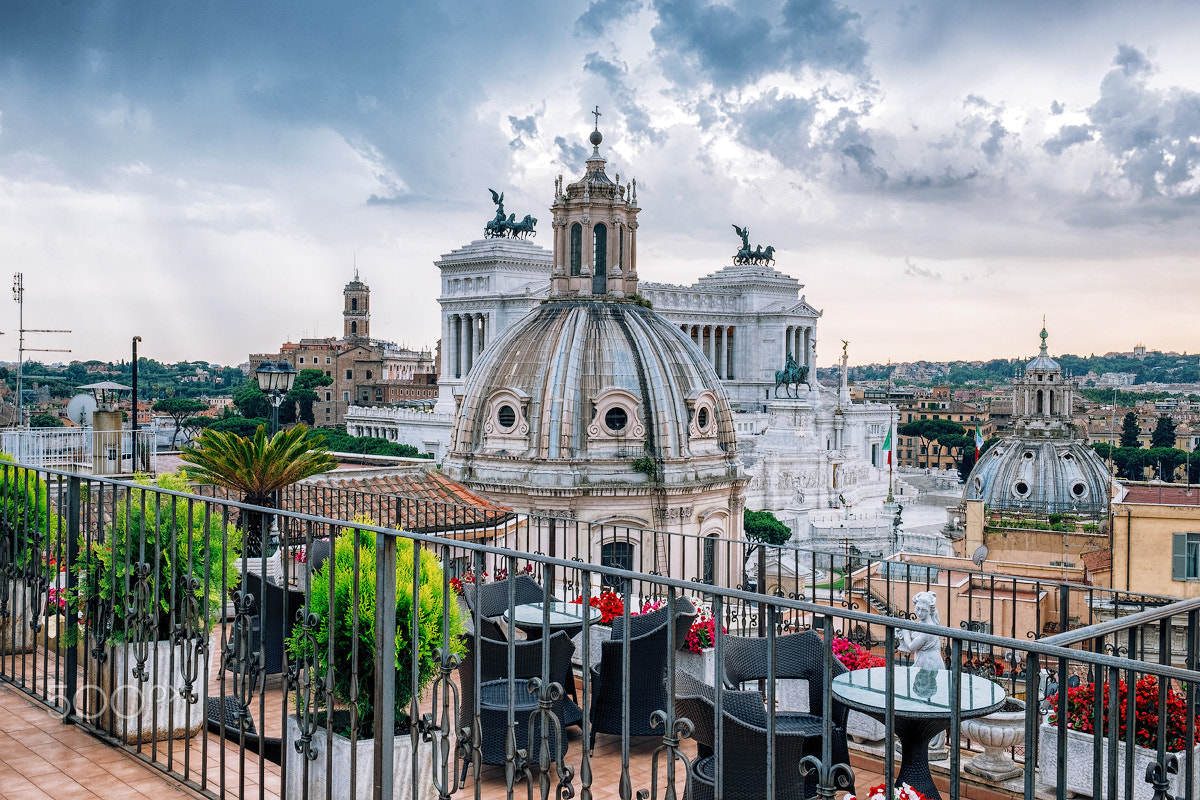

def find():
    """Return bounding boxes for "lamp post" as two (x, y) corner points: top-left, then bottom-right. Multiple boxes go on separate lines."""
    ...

(255, 360), (297, 435)
(253, 360), (297, 556)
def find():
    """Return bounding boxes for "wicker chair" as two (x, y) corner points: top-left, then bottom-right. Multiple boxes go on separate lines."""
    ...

(234, 572), (305, 677)
(588, 595), (696, 749)
(205, 695), (283, 764)
(676, 670), (823, 800)
(718, 632), (854, 793)
(456, 630), (582, 783)
(462, 575), (545, 620)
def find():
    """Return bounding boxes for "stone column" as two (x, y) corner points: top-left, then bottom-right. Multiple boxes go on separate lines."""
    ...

(726, 327), (734, 379)
(476, 314), (486, 357)
(452, 315), (462, 379)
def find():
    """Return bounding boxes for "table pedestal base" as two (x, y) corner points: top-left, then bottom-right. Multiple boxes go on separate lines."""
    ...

(894, 717), (949, 800)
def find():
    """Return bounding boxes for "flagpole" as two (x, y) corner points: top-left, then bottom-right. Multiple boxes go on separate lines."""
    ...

(886, 414), (895, 503)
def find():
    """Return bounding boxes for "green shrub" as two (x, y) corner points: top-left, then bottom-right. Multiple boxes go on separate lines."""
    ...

(288, 519), (464, 736)
(78, 472), (241, 643)
(0, 455), (58, 572)
(632, 456), (658, 478)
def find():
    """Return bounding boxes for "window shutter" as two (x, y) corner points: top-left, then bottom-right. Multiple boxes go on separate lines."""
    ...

(1173, 533), (1187, 581)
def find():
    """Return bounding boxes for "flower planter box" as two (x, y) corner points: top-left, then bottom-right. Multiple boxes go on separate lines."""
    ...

(286, 715), (435, 800)
(676, 646), (716, 685)
(0, 581), (36, 655)
(1038, 721), (1200, 800)
(87, 637), (211, 744)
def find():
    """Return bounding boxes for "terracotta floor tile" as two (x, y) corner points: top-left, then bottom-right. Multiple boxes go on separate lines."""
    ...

(1, 788), (54, 800)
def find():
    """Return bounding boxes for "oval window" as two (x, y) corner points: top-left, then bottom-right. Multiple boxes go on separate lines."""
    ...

(1071, 482), (1087, 497)
(697, 407), (710, 429)
(1022, 451), (1033, 460)
(1013, 481), (1030, 497)
(497, 404), (517, 429)
(605, 407), (628, 432)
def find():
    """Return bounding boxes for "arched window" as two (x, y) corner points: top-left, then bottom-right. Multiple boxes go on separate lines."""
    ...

(703, 534), (718, 585)
(600, 540), (633, 589)
(617, 224), (624, 270)
(351, 298), (358, 311)
(593, 223), (608, 294)
(1036, 389), (1044, 415)
(351, 321), (357, 335)
(570, 223), (582, 276)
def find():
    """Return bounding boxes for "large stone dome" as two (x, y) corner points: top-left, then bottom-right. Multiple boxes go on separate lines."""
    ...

(442, 299), (742, 492)
(964, 438), (1111, 516)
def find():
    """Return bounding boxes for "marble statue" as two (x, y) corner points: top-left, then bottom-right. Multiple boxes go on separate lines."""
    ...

(897, 591), (945, 670)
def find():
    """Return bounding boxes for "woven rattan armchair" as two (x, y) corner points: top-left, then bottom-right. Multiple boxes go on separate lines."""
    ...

(462, 574), (545, 620)
(718, 632), (854, 793)
(456, 630), (582, 782)
(588, 595), (696, 749)
(676, 670), (826, 800)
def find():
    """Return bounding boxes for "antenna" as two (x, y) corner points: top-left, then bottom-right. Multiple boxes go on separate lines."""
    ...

(12, 273), (71, 428)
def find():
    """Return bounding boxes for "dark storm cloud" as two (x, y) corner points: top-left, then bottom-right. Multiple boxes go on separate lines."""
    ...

(555, 136), (590, 173)
(733, 91), (818, 169)
(575, 0), (643, 37)
(824, 107), (888, 183)
(508, 114), (540, 150)
(650, 0), (869, 89)
(583, 52), (664, 142)
(1086, 45), (1200, 201)
(980, 119), (1008, 161)
(1042, 124), (1094, 156)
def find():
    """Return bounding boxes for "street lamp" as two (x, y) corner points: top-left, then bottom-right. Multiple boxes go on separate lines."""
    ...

(255, 360), (297, 434)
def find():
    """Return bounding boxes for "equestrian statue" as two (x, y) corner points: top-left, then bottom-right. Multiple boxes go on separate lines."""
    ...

(774, 352), (809, 398)
(731, 224), (776, 266)
(485, 189), (538, 239)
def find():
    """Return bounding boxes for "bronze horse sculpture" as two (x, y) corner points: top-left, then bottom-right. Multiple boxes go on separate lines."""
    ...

(774, 354), (808, 398)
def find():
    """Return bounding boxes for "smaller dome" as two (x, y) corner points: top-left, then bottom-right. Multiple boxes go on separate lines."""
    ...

(965, 439), (1110, 517)
(1026, 324), (1060, 372)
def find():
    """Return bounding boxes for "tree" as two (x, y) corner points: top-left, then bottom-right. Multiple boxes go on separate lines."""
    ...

(285, 369), (333, 426)
(208, 416), (269, 438)
(232, 379), (271, 420)
(153, 397), (208, 448)
(743, 508), (792, 546)
(1151, 415), (1177, 449)
(178, 415), (212, 447)
(29, 413), (64, 428)
(180, 425), (336, 556)
(898, 418), (967, 469)
(310, 427), (426, 459)
(1120, 412), (1142, 449)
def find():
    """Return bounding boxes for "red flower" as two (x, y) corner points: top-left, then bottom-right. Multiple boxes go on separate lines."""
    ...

(1048, 675), (1200, 752)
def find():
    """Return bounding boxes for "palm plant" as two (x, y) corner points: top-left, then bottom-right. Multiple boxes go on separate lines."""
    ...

(180, 424), (336, 556)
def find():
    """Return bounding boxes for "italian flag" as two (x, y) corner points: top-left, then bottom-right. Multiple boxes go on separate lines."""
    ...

(974, 423), (984, 457)
(883, 427), (892, 466)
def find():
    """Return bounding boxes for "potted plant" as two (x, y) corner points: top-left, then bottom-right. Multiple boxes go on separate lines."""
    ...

(0, 456), (58, 656)
(285, 519), (465, 800)
(1040, 675), (1200, 800)
(75, 471), (241, 743)
(180, 424), (336, 558)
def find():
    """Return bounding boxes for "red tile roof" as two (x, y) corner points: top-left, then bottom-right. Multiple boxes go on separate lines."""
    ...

(285, 469), (514, 535)
(1119, 484), (1200, 506)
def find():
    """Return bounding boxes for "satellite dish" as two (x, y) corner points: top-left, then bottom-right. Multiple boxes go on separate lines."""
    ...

(66, 393), (98, 426)
(971, 545), (989, 570)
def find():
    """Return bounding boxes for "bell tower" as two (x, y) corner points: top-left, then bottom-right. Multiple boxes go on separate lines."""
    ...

(550, 108), (641, 298)
(344, 269), (370, 341)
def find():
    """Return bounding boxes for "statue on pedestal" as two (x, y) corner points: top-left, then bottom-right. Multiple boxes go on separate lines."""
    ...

(897, 591), (945, 670)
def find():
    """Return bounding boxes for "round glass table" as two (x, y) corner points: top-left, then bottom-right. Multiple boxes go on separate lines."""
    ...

(832, 665), (1006, 800)
(502, 600), (603, 638)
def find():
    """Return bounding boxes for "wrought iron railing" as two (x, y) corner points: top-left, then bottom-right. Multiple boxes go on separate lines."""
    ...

(0, 461), (1198, 800)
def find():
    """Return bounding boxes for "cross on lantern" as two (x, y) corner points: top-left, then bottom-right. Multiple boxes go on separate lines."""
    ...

(592, 105), (602, 130)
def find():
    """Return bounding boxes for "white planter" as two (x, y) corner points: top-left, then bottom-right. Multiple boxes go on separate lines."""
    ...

(0, 580), (36, 655)
(1038, 721), (1200, 800)
(286, 715), (436, 800)
(961, 699), (1026, 782)
(676, 647), (716, 685)
(87, 637), (211, 744)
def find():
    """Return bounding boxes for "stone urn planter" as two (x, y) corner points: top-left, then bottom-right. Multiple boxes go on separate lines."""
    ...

(87, 637), (211, 744)
(1038, 721), (1200, 800)
(0, 580), (37, 655)
(286, 715), (435, 800)
(961, 698), (1026, 781)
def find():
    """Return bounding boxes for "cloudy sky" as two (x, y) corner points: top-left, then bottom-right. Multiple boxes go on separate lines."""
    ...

(2, 0), (1198, 369)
